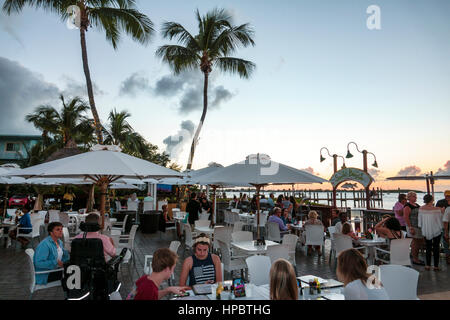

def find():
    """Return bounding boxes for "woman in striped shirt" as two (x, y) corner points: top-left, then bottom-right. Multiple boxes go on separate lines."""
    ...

(179, 233), (222, 287)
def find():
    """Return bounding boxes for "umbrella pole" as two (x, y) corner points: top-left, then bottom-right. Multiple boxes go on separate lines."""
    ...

(211, 186), (217, 226)
(99, 179), (108, 231)
(3, 185), (9, 218)
(256, 185), (261, 239)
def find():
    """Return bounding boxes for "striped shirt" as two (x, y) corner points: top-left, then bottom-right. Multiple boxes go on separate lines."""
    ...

(188, 253), (216, 285)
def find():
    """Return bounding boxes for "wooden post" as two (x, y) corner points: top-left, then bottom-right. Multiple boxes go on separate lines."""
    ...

(211, 186), (217, 226)
(98, 178), (109, 231)
(256, 185), (261, 239)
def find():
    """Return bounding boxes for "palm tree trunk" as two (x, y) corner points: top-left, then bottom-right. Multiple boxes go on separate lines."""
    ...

(186, 72), (209, 170)
(80, 27), (103, 144)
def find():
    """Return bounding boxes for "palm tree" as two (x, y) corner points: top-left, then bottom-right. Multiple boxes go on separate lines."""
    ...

(103, 108), (171, 166)
(25, 106), (59, 147)
(3, 0), (154, 144)
(26, 95), (95, 148)
(156, 8), (255, 170)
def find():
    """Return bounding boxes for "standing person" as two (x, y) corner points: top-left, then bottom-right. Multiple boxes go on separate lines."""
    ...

(8, 204), (32, 249)
(282, 196), (292, 212)
(436, 190), (450, 264)
(335, 212), (352, 234)
(419, 194), (443, 271)
(276, 195), (284, 208)
(269, 258), (298, 300)
(268, 193), (275, 208)
(34, 222), (70, 285)
(179, 234), (222, 287)
(337, 249), (389, 300)
(442, 204), (450, 265)
(186, 193), (202, 226)
(132, 248), (189, 300)
(436, 190), (450, 209)
(393, 194), (407, 231)
(404, 191), (425, 265)
(289, 196), (298, 218)
(250, 195), (258, 212)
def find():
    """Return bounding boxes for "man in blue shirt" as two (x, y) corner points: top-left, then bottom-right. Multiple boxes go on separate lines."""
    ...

(268, 207), (292, 232)
(8, 204), (32, 249)
(267, 194), (275, 208)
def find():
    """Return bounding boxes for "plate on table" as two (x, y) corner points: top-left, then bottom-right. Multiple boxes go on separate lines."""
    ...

(298, 275), (328, 285)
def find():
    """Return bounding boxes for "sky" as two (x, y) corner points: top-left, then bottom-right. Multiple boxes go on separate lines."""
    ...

(1, 0), (449, 192)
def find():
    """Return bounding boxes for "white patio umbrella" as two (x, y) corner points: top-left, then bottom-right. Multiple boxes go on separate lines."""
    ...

(7, 145), (184, 228)
(198, 154), (328, 236)
(109, 183), (139, 190)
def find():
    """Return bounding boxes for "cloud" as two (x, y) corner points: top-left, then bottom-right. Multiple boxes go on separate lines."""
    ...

(301, 167), (318, 175)
(119, 72), (150, 97)
(0, 11), (24, 48)
(0, 57), (60, 133)
(162, 120), (196, 160)
(119, 70), (235, 114)
(436, 161), (450, 175)
(368, 168), (383, 180)
(396, 165), (422, 177)
(60, 76), (104, 98)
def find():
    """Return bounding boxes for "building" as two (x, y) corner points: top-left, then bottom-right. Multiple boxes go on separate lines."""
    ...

(0, 135), (42, 164)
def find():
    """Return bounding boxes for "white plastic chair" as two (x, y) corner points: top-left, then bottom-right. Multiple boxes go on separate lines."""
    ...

(183, 223), (195, 252)
(375, 238), (412, 266)
(224, 210), (231, 226)
(111, 214), (129, 234)
(233, 221), (245, 233)
(16, 216), (42, 248)
(48, 210), (60, 223)
(213, 226), (232, 252)
(281, 234), (298, 267)
(379, 265), (419, 300)
(231, 231), (253, 243)
(199, 213), (209, 221)
(58, 212), (69, 227)
(218, 240), (247, 279)
(25, 249), (63, 300)
(328, 226), (337, 263)
(6, 209), (17, 220)
(115, 201), (123, 212)
(37, 211), (47, 226)
(195, 220), (210, 228)
(245, 255), (271, 285)
(266, 245), (290, 264)
(304, 224), (325, 254)
(267, 222), (282, 243)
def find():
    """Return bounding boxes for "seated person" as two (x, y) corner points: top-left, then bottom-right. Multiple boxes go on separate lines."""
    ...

(179, 234), (222, 288)
(375, 216), (404, 240)
(162, 204), (175, 225)
(34, 222), (70, 285)
(302, 210), (324, 256)
(268, 207), (292, 232)
(280, 208), (292, 225)
(342, 222), (359, 242)
(335, 212), (352, 234)
(337, 248), (389, 300)
(9, 204), (32, 249)
(269, 258), (298, 300)
(132, 248), (189, 300)
(74, 213), (116, 262)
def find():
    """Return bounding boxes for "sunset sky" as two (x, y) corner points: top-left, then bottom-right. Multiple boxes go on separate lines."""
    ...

(1, 0), (449, 191)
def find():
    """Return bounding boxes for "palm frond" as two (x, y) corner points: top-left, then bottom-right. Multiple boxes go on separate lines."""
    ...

(88, 6), (154, 49)
(156, 45), (200, 74)
(161, 21), (200, 51)
(2, 0), (70, 15)
(210, 23), (255, 57)
(215, 57), (255, 79)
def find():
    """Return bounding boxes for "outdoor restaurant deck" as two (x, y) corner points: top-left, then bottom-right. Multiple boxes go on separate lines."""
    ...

(1, 226), (449, 300)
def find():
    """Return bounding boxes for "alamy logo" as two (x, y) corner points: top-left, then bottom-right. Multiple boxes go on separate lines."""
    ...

(242, 154), (279, 176)
(367, 5), (381, 30)
(65, 265), (81, 290)
(66, 5), (81, 29)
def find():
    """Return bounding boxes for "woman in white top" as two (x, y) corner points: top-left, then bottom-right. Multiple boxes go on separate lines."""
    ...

(337, 249), (389, 300)
(418, 194), (443, 271)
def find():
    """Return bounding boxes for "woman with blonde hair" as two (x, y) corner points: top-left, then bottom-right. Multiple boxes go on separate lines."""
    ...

(269, 258), (298, 300)
(404, 191), (425, 265)
(337, 249), (389, 300)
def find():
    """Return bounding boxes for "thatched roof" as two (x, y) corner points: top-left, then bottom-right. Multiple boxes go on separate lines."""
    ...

(44, 139), (84, 163)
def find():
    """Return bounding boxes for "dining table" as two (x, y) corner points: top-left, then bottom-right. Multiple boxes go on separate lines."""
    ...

(357, 237), (387, 266)
(231, 240), (280, 255)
